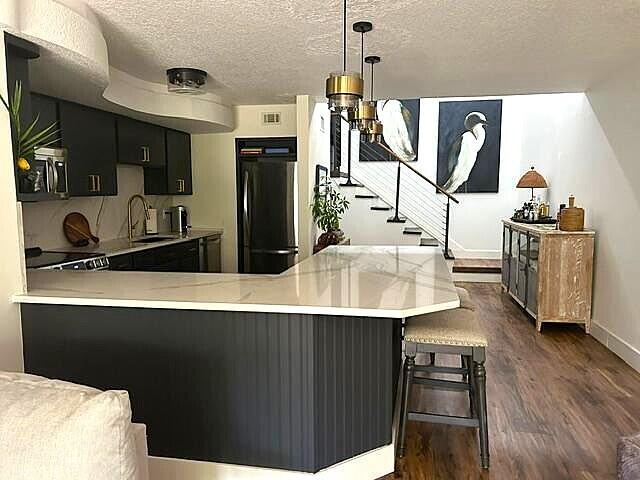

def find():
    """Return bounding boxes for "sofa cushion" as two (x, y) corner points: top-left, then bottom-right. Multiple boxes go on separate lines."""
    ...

(0, 371), (139, 480)
(618, 433), (640, 480)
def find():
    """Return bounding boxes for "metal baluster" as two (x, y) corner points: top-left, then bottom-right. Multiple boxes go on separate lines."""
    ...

(387, 160), (406, 223)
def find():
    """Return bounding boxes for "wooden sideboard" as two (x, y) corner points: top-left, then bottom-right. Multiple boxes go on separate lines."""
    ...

(501, 219), (595, 332)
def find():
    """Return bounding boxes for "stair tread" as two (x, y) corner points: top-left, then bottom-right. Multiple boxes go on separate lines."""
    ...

(420, 238), (440, 247)
(371, 205), (392, 211)
(355, 194), (378, 199)
(452, 258), (501, 274)
(403, 227), (423, 235)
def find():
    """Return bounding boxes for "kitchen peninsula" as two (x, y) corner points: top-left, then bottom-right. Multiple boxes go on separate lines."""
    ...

(14, 246), (459, 477)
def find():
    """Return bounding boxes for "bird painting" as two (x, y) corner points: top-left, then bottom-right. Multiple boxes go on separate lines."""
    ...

(377, 99), (418, 163)
(442, 112), (489, 193)
(436, 100), (502, 194)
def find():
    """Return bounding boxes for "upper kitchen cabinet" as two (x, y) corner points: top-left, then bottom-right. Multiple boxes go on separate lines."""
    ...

(30, 93), (61, 147)
(58, 101), (118, 196)
(166, 129), (192, 195)
(117, 117), (166, 168)
(145, 129), (192, 195)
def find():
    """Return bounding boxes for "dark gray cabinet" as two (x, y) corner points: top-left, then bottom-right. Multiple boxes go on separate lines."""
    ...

(166, 130), (192, 195)
(501, 225), (510, 287)
(144, 129), (192, 196)
(30, 93), (61, 147)
(117, 117), (165, 168)
(526, 235), (539, 316)
(109, 241), (199, 273)
(58, 101), (118, 196)
(108, 253), (133, 271)
(502, 224), (540, 316)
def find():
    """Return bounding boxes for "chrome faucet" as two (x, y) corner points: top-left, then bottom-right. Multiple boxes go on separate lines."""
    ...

(128, 194), (151, 241)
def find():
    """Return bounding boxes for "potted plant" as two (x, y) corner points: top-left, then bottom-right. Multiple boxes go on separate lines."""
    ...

(311, 177), (350, 253)
(0, 81), (60, 192)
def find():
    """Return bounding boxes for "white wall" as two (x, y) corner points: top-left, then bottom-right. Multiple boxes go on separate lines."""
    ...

(182, 104), (297, 272)
(346, 95), (596, 257)
(21, 166), (173, 249)
(0, 38), (27, 372)
(531, 65), (640, 370)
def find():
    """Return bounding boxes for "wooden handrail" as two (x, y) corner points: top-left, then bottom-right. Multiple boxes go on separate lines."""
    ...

(374, 141), (460, 204)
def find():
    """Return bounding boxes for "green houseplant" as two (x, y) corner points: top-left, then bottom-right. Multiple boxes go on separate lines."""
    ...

(1, 81), (60, 189)
(311, 177), (350, 252)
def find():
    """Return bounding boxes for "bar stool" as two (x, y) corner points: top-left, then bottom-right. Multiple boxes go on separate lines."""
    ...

(397, 306), (489, 469)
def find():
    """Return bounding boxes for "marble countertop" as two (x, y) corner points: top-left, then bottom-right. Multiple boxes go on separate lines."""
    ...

(503, 219), (595, 236)
(15, 246), (459, 318)
(50, 228), (223, 257)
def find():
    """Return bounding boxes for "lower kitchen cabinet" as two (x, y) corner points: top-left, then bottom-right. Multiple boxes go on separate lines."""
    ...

(108, 253), (133, 271)
(109, 241), (200, 273)
(501, 219), (595, 332)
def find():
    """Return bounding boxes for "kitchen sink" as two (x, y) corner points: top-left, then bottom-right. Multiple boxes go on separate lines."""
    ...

(133, 236), (177, 244)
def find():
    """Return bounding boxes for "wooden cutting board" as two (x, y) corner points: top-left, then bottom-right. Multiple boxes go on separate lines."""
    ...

(63, 212), (99, 246)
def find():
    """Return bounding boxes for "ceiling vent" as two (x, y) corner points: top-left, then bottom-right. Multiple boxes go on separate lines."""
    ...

(166, 68), (208, 95)
(262, 112), (281, 125)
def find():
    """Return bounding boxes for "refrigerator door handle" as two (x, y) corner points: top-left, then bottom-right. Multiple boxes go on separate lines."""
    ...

(243, 170), (251, 245)
(243, 170), (251, 273)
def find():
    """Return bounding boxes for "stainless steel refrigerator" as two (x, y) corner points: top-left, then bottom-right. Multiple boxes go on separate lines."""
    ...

(237, 153), (298, 274)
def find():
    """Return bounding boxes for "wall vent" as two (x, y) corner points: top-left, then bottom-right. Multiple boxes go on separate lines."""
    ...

(262, 112), (281, 125)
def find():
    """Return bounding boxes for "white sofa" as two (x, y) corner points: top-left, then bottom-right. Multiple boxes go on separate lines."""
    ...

(0, 371), (149, 480)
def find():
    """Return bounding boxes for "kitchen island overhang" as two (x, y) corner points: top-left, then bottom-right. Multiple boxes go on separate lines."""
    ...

(15, 246), (459, 476)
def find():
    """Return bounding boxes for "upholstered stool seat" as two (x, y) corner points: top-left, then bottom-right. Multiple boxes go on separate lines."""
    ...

(404, 307), (486, 347)
(398, 306), (490, 469)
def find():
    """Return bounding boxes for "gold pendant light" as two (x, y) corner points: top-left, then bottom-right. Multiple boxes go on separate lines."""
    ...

(361, 55), (383, 143)
(325, 0), (363, 112)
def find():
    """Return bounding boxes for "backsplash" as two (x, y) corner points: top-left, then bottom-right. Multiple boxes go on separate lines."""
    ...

(22, 165), (174, 249)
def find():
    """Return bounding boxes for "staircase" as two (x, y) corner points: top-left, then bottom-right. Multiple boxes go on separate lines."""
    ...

(338, 134), (458, 258)
(339, 185), (441, 247)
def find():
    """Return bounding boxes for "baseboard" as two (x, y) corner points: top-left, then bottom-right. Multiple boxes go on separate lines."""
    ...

(590, 322), (640, 373)
(149, 442), (394, 480)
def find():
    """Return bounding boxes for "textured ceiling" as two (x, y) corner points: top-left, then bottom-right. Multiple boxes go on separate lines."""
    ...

(81, 0), (640, 105)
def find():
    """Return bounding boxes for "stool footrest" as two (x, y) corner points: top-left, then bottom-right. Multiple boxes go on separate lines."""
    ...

(414, 365), (468, 375)
(408, 411), (480, 428)
(412, 377), (471, 392)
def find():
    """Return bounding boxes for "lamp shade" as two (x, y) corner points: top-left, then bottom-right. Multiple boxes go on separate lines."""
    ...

(517, 167), (548, 189)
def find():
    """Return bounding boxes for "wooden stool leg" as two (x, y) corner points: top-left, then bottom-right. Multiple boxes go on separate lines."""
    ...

(397, 355), (415, 457)
(462, 355), (469, 382)
(473, 361), (490, 469)
(466, 356), (475, 416)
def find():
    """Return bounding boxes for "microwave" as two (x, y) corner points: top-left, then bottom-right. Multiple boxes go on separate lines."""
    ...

(32, 147), (69, 199)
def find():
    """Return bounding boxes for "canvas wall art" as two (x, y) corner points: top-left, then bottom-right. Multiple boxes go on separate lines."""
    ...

(360, 98), (420, 162)
(436, 99), (502, 194)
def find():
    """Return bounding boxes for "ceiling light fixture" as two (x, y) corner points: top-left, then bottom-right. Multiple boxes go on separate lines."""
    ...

(166, 68), (208, 95)
(348, 21), (373, 129)
(361, 55), (383, 143)
(325, 0), (363, 112)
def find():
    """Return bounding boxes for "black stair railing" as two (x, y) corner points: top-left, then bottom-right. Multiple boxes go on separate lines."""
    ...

(372, 141), (459, 259)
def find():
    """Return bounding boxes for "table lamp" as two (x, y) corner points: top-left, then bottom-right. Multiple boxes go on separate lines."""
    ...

(517, 166), (548, 201)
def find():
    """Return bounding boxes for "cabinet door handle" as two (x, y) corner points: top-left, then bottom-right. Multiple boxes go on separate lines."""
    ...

(141, 146), (149, 163)
(177, 178), (185, 193)
(88, 175), (98, 193)
(96, 175), (101, 192)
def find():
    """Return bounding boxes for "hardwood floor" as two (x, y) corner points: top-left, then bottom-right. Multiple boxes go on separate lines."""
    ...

(385, 283), (640, 479)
